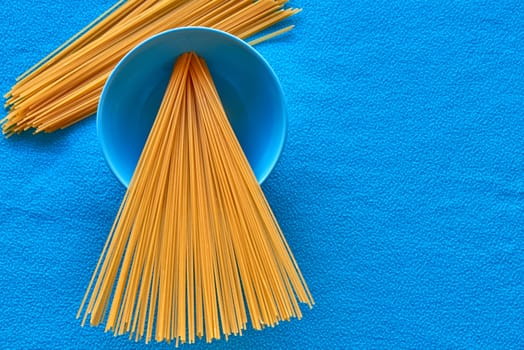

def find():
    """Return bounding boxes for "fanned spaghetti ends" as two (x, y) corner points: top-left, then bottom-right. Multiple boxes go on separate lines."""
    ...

(2, 0), (300, 136)
(77, 52), (313, 345)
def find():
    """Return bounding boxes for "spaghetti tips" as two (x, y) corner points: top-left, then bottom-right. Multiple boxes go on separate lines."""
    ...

(2, 0), (300, 136)
(77, 52), (313, 344)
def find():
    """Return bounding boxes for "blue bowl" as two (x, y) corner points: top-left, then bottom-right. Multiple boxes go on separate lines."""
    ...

(97, 27), (286, 187)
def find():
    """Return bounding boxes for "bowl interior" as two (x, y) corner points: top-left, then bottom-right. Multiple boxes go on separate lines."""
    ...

(98, 27), (286, 187)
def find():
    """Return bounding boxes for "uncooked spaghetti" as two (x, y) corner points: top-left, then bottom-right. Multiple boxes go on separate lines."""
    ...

(2, 0), (300, 136)
(77, 52), (313, 345)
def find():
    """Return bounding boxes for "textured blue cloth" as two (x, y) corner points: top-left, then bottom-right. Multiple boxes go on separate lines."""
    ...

(1, 0), (523, 348)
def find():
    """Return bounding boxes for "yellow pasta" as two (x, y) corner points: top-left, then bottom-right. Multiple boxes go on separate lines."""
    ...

(77, 52), (313, 345)
(2, 0), (300, 136)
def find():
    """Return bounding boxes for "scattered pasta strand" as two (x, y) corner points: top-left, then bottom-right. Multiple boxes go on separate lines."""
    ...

(248, 24), (296, 46)
(3, 0), (300, 136)
(77, 52), (313, 345)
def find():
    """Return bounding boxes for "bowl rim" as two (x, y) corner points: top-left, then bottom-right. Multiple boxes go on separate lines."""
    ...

(97, 26), (287, 187)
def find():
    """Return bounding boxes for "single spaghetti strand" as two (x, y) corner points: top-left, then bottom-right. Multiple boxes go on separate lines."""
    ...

(249, 25), (295, 46)
(237, 8), (301, 40)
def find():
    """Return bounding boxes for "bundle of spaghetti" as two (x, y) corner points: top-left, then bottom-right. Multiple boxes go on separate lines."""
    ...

(77, 52), (313, 345)
(2, 0), (300, 136)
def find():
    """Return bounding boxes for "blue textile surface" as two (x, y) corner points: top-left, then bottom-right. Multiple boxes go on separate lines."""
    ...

(1, 0), (523, 348)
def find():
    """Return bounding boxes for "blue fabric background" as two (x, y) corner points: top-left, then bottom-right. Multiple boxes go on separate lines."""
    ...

(1, 0), (523, 349)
